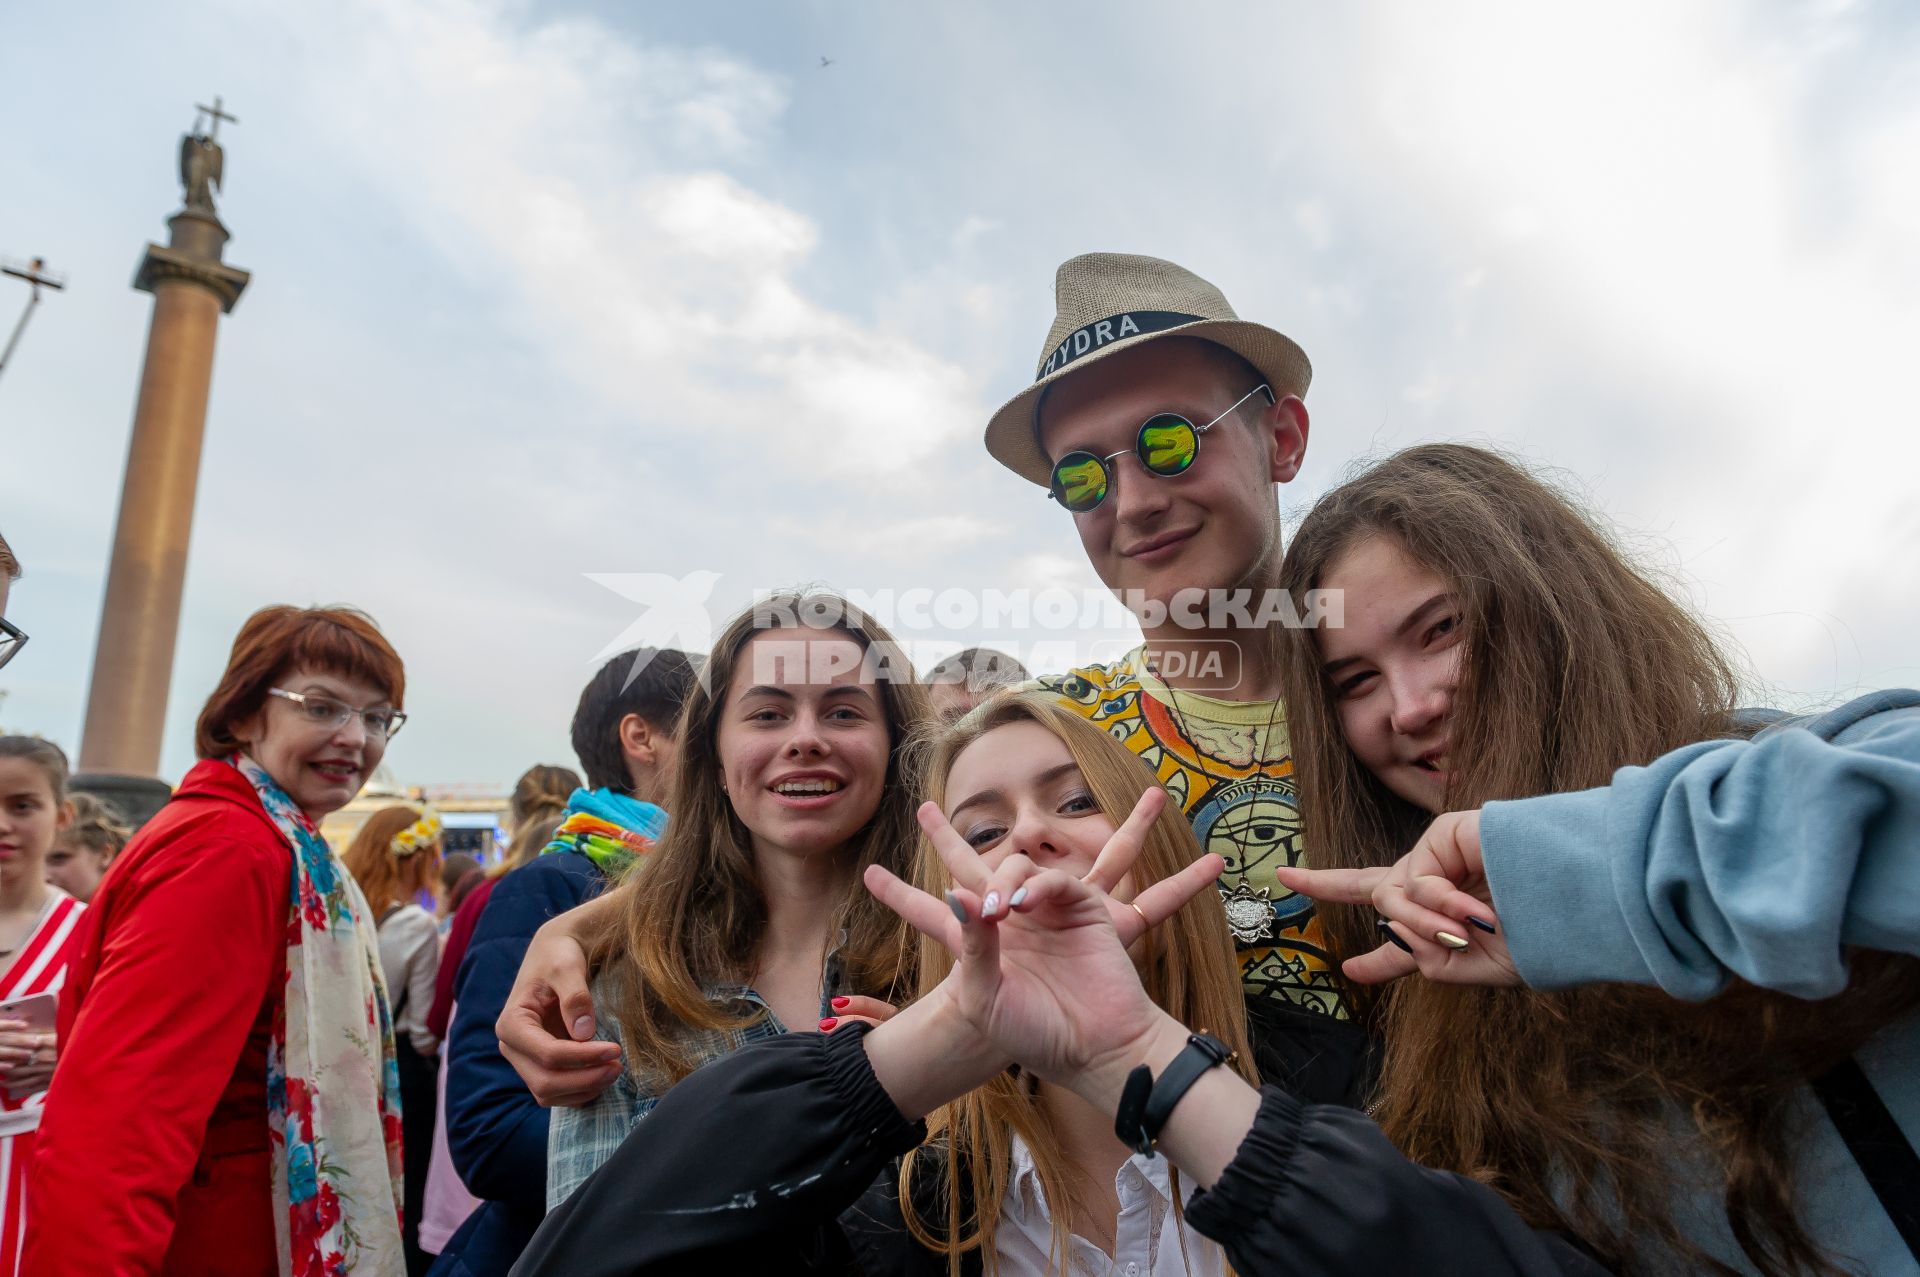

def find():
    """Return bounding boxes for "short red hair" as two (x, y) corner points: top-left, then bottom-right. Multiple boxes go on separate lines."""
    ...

(195, 606), (407, 759)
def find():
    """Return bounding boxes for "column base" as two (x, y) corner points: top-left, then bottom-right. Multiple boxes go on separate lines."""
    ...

(70, 772), (176, 832)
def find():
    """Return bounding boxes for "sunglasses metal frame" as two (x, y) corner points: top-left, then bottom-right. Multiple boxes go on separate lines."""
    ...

(1046, 383), (1275, 513)
(0, 618), (25, 671)
(266, 686), (408, 739)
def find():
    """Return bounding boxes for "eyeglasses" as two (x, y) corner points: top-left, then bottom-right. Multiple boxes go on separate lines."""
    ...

(0, 619), (25, 671)
(267, 687), (408, 739)
(1046, 383), (1275, 514)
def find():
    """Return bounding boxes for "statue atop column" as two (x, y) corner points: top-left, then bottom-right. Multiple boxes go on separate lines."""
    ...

(179, 97), (238, 217)
(78, 97), (250, 816)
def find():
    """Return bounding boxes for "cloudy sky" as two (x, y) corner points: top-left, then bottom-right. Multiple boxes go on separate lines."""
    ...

(3, 0), (1916, 789)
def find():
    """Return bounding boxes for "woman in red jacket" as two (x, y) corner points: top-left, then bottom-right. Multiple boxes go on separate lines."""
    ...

(26, 606), (410, 1277)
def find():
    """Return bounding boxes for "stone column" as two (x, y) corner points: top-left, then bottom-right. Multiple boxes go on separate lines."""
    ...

(77, 208), (248, 788)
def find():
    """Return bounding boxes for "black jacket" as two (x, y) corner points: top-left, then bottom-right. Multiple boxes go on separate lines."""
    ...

(515, 1005), (1608, 1276)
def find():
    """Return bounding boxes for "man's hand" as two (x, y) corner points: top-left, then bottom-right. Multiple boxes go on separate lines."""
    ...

(496, 912), (623, 1106)
(1273, 809), (1521, 987)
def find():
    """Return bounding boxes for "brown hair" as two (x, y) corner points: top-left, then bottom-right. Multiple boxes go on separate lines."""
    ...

(900, 693), (1257, 1273)
(58, 792), (131, 860)
(1276, 443), (1920, 1275)
(582, 591), (930, 1087)
(497, 763), (581, 874)
(342, 804), (444, 915)
(0, 736), (69, 804)
(196, 606), (406, 759)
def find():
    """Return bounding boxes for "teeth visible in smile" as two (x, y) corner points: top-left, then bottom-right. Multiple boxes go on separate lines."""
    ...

(774, 780), (841, 795)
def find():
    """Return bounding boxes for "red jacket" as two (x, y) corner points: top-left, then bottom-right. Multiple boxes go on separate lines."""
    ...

(26, 759), (289, 1277)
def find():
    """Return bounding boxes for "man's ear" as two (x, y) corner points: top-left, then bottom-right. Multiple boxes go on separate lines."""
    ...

(1264, 395), (1310, 485)
(619, 712), (659, 768)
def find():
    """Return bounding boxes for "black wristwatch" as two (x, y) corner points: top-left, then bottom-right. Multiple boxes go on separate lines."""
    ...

(1113, 1031), (1235, 1158)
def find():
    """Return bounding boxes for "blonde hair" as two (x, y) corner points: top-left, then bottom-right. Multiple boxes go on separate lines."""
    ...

(342, 803), (444, 915)
(58, 792), (130, 862)
(497, 763), (581, 875)
(900, 693), (1256, 1273)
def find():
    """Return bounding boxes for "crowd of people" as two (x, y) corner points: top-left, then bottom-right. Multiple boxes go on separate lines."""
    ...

(0, 250), (1913, 1276)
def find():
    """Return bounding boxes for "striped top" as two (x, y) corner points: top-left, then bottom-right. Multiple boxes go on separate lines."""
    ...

(0, 891), (86, 1136)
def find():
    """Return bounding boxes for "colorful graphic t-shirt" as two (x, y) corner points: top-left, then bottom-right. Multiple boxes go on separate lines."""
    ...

(1032, 648), (1347, 1018)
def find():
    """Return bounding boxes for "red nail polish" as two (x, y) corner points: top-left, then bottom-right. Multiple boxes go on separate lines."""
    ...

(818, 1017), (839, 1032)
(831, 996), (849, 1009)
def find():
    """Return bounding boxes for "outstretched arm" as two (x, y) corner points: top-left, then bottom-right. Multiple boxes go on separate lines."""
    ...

(880, 814), (1607, 1277)
(1275, 698), (1920, 1000)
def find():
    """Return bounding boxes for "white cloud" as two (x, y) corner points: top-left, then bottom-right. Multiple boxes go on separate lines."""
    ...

(239, 0), (982, 478)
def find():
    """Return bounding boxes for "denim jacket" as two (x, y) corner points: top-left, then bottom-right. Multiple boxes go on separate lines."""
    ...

(546, 944), (847, 1211)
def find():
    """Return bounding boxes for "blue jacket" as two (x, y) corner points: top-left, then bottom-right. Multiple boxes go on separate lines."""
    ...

(427, 849), (604, 1277)
(1482, 689), (1920, 1274)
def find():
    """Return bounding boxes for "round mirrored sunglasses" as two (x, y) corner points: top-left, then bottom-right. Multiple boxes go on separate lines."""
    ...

(1046, 384), (1273, 514)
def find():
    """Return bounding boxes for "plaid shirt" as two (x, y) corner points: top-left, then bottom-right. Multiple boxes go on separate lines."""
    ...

(546, 955), (844, 1211)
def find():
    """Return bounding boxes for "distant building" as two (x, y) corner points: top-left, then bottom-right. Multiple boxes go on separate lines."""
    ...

(321, 766), (512, 864)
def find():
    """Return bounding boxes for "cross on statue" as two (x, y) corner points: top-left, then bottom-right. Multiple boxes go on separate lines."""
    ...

(194, 96), (238, 141)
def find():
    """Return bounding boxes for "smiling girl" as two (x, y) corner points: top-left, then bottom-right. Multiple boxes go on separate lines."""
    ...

(543, 592), (929, 1207)
(517, 693), (1268, 1275)
(1271, 444), (1920, 1274)
(0, 737), (86, 1277)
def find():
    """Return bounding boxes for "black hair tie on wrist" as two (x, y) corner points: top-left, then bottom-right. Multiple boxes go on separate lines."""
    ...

(1114, 1032), (1236, 1158)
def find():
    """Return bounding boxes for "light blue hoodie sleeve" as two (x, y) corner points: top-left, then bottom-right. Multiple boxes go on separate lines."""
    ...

(1478, 690), (1920, 1001)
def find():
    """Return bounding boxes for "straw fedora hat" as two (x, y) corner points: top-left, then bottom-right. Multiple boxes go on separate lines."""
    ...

(985, 253), (1311, 487)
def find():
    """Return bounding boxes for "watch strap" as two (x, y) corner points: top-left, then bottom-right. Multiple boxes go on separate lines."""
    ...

(1114, 1031), (1235, 1158)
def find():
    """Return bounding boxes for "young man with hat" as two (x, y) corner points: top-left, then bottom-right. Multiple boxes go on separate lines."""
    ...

(991, 253), (1350, 1032)
(487, 255), (1365, 1110)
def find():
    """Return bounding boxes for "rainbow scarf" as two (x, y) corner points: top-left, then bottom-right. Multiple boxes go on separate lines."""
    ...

(231, 754), (405, 1277)
(541, 786), (668, 881)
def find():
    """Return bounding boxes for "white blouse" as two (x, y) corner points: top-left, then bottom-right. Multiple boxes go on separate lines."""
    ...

(993, 1131), (1228, 1277)
(374, 902), (441, 1050)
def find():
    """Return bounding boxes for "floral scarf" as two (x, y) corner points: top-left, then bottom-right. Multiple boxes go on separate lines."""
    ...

(540, 786), (668, 881)
(231, 754), (405, 1277)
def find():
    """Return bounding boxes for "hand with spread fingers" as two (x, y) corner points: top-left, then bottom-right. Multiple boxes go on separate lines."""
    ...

(864, 786), (1225, 1089)
(1273, 809), (1521, 988)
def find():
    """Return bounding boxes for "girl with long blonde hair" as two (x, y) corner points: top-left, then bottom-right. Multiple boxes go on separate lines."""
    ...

(517, 692), (1270, 1275)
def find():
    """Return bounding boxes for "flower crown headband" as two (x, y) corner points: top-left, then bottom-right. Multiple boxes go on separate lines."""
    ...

(391, 807), (442, 858)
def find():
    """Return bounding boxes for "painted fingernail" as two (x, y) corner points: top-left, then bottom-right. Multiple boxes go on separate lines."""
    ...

(831, 996), (849, 1009)
(982, 891), (1001, 919)
(1467, 916), (1497, 935)
(1375, 918), (1414, 954)
(1435, 931), (1471, 951)
(945, 891), (967, 924)
(818, 1017), (839, 1032)
(1008, 886), (1029, 909)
